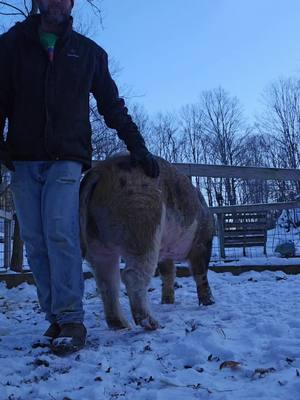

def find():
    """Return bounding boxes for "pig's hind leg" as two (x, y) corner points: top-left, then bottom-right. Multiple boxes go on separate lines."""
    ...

(188, 239), (215, 306)
(158, 259), (176, 304)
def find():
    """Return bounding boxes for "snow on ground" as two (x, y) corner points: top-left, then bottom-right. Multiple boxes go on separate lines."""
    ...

(0, 270), (300, 400)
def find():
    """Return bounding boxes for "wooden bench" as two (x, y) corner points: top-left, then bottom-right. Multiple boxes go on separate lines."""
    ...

(222, 211), (268, 257)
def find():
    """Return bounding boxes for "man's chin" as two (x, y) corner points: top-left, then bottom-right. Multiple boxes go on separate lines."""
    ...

(43, 13), (68, 25)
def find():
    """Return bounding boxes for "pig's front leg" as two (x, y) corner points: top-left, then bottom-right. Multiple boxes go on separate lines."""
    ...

(90, 247), (130, 329)
(122, 252), (160, 330)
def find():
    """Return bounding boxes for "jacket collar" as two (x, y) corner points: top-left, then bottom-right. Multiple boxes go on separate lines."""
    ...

(19, 14), (73, 49)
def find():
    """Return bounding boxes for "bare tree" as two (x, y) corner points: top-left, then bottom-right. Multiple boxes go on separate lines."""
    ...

(179, 104), (208, 163)
(179, 103), (216, 205)
(257, 77), (300, 198)
(90, 107), (124, 160)
(200, 87), (247, 205)
(259, 77), (300, 169)
(237, 132), (273, 204)
(149, 112), (182, 163)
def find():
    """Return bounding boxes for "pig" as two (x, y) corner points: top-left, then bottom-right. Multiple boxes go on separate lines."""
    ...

(80, 154), (214, 330)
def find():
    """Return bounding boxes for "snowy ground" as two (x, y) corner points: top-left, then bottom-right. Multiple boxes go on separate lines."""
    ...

(0, 270), (300, 400)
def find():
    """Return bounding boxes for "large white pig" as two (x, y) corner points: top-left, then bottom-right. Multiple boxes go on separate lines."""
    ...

(80, 155), (214, 330)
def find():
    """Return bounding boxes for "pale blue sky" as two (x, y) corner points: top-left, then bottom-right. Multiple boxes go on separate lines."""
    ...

(1, 1), (300, 120)
(80, 0), (300, 120)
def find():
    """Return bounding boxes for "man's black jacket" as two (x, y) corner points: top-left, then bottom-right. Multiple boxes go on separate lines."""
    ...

(0, 15), (148, 170)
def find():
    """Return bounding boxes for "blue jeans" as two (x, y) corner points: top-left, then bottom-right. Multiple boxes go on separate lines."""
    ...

(10, 161), (84, 325)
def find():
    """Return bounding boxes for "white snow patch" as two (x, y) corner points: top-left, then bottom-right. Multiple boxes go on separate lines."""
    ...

(0, 271), (299, 400)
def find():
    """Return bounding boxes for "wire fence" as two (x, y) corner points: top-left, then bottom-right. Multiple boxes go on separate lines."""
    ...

(211, 215), (300, 262)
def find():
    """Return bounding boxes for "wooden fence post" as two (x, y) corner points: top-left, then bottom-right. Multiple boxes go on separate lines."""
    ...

(4, 219), (12, 270)
(217, 213), (225, 259)
(10, 214), (24, 272)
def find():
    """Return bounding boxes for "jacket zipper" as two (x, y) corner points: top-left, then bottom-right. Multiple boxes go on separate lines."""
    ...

(44, 60), (52, 157)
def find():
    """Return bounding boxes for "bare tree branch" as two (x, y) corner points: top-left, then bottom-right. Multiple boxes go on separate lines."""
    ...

(0, 0), (103, 19)
(85, 0), (103, 23)
(0, 1), (27, 17)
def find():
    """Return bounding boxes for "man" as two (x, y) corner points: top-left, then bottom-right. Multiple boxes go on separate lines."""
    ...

(0, 0), (159, 356)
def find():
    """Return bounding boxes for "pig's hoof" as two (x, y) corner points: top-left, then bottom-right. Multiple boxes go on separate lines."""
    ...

(161, 295), (174, 304)
(199, 295), (215, 306)
(138, 315), (160, 330)
(107, 318), (131, 330)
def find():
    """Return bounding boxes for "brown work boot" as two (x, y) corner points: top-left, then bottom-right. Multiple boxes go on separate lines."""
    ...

(51, 323), (87, 356)
(43, 322), (61, 339)
(32, 322), (61, 349)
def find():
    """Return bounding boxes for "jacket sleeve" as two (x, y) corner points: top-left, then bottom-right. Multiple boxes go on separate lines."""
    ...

(0, 33), (12, 151)
(91, 48), (149, 154)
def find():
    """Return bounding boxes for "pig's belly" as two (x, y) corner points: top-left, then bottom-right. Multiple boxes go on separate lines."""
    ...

(158, 217), (198, 262)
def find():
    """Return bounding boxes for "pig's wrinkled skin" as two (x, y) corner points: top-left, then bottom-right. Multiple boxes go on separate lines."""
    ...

(80, 155), (215, 330)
